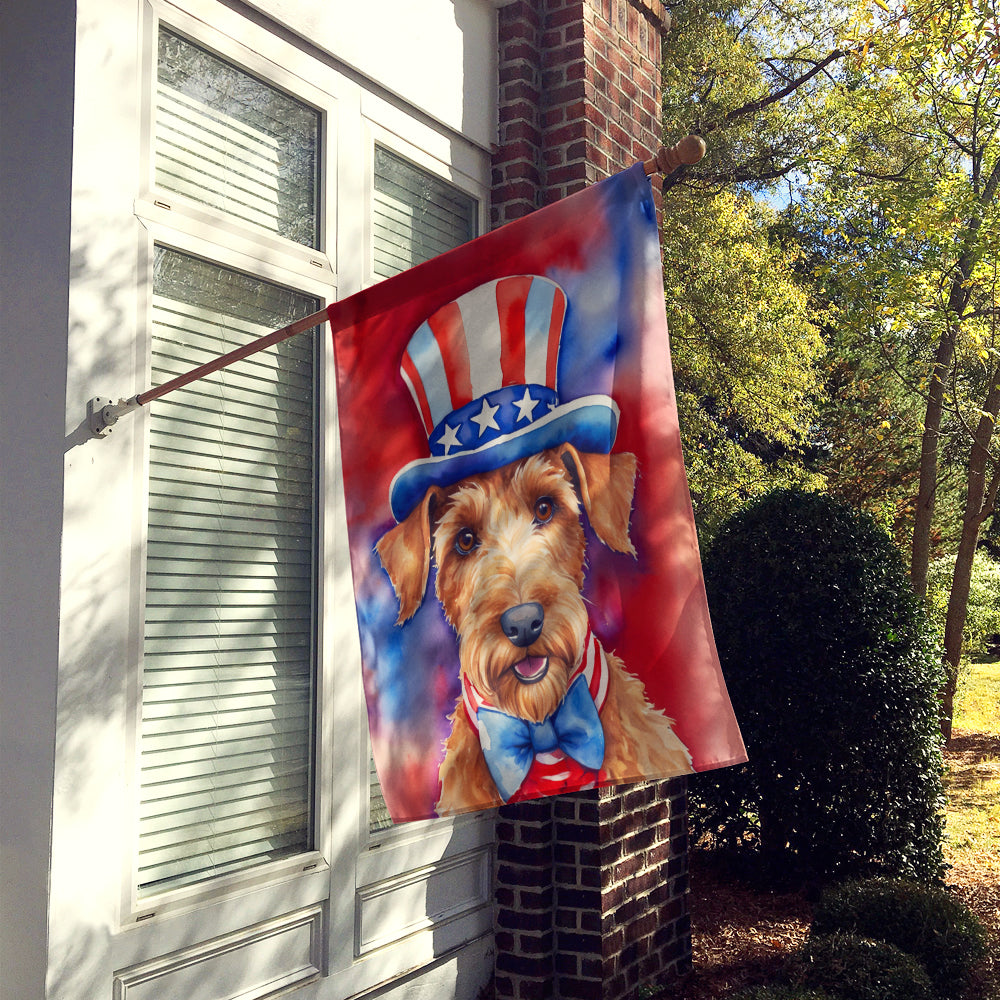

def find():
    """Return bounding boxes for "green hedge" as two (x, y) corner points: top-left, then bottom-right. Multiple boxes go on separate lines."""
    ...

(812, 878), (987, 998)
(792, 933), (934, 1000)
(694, 488), (946, 882)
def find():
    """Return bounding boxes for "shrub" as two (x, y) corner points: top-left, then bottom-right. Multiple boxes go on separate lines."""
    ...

(792, 933), (934, 1000)
(811, 878), (988, 998)
(693, 489), (946, 882)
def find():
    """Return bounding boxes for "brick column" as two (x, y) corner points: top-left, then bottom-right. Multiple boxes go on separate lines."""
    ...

(491, 3), (692, 999)
(493, 0), (668, 225)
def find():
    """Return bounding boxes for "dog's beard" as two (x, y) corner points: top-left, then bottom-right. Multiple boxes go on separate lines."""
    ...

(458, 592), (588, 723)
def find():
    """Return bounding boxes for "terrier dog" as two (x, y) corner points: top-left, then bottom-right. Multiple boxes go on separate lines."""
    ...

(376, 441), (693, 815)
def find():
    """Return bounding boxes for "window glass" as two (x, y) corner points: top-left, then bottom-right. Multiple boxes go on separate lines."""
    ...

(368, 147), (477, 831)
(372, 145), (477, 278)
(156, 28), (320, 248)
(138, 246), (318, 895)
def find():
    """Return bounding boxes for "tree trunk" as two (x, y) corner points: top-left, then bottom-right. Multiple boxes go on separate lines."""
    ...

(910, 331), (955, 598)
(911, 160), (1000, 597)
(940, 373), (1000, 741)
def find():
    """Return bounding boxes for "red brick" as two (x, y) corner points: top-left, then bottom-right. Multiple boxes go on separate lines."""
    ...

(625, 868), (658, 897)
(545, 80), (588, 107)
(503, 40), (538, 63)
(491, 5), (689, 991)
(498, 906), (551, 932)
(503, 79), (541, 104)
(624, 910), (657, 944)
(542, 105), (567, 129)
(542, 39), (586, 69)
(503, 120), (543, 145)
(560, 979), (604, 1000)
(499, 100), (539, 124)
(520, 886), (555, 910)
(497, 862), (552, 888)
(548, 3), (589, 28)
(548, 118), (593, 147)
(542, 66), (566, 89)
(546, 163), (589, 185)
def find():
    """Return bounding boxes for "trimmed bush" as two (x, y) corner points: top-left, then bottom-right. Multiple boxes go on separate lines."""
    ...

(812, 878), (988, 999)
(793, 933), (934, 1000)
(693, 489), (946, 882)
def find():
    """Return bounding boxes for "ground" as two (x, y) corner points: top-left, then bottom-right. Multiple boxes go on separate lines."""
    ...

(669, 728), (1000, 999)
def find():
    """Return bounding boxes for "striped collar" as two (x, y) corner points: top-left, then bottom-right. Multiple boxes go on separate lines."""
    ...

(462, 626), (609, 731)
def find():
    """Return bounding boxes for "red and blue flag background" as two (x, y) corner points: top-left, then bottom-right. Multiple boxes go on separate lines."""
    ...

(330, 164), (746, 821)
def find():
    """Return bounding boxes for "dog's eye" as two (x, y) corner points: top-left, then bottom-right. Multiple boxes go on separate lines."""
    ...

(533, 497), (556, 524)
(454, 528), (478, 555)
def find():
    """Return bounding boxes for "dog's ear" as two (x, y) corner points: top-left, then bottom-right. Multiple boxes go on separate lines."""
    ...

(560, 444), (637, 556)
(375, 487), (441, 624)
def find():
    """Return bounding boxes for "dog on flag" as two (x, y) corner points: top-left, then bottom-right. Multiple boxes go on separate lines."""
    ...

(375, 276), (693, 814)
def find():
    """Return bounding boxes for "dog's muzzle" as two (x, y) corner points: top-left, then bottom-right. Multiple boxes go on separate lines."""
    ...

(501, 602), (548, 684)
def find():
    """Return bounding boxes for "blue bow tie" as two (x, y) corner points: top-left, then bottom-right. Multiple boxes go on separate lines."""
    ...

(478, 674), (605, 802)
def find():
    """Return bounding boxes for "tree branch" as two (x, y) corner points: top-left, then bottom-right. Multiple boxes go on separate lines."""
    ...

(704, 49), (848, 133)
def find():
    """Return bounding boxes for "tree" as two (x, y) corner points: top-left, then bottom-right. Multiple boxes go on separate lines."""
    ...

(801, 0), (1000, 735)
(661, 0), (854, 195)
(660, 1), (999, 737)
(662, 188), (825, 539)
(659, 1), (844, 539)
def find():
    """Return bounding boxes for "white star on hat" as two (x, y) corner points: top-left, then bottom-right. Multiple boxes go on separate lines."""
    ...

(438, 423), (462, 455)
(471, 398), (500, 437)
(513, 387), (539, 423)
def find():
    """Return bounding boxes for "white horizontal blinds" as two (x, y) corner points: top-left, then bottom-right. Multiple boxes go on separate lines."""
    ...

(139, 247), (319, 895)
(156, 28), (320, 248)
(372, 145), (477, 280)
(368, 148), (478, 832)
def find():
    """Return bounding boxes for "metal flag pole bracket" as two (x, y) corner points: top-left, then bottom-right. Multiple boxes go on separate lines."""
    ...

(88, 395), (142, 438)
(86, 135), (704, 440)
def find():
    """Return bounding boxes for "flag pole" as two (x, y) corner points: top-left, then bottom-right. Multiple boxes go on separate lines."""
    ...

(642, 134), (706, 177)
(87, 135), (705, 438)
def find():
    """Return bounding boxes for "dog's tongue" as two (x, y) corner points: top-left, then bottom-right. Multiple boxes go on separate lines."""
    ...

(513, 656), (548, 681)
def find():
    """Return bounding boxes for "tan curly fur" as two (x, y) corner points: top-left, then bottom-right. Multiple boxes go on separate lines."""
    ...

(375, 444), (693, 815)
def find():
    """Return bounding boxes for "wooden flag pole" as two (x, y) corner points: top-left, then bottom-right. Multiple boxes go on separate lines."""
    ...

(642, 134), (706, 176)
(88, 136), (706, 437)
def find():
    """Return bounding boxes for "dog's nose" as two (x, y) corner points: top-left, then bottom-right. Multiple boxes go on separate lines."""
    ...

(500, 602), (544, 647)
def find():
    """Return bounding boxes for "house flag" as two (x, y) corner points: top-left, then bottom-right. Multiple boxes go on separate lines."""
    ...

(330, 163), (746, 821)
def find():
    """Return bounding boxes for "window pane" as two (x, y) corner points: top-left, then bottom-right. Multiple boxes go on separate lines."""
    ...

(156, 28), (320, 248)
(139, 247), (318, 895)
(373, 146), (477, 279)
(369, 149), (478, 831)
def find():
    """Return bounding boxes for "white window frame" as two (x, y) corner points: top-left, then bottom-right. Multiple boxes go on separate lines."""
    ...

(110, 0), (495, 992)
(123, 0), (339, 928)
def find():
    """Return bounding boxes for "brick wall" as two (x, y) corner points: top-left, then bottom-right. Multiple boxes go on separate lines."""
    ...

(494, 782), (691, 1000)
(492, 0), (668, 227)
(490, 5), (692, 998)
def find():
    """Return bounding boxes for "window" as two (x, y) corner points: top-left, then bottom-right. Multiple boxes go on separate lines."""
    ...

(367, 146), (478, 833)
(139, 248), (318, 895)
(155, 28), (320, 247)
(136, 26), (323, 897)
(372, 145), (477, 279)
(118, 7), (493, 992)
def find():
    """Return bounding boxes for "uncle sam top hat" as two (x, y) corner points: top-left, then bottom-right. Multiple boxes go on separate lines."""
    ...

(389, 275), (620, 522)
